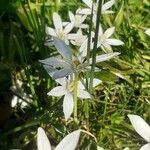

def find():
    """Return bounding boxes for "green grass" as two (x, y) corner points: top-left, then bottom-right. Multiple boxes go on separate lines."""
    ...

(0, 0), (150, 149)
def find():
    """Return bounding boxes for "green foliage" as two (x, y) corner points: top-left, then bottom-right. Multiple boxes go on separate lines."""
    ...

(0, 0), (150, 149)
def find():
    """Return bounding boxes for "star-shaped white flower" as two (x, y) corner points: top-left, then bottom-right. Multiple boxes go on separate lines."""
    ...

(128, 114), (150, 150)
(46, 12), (75, 44)
(48, 77), (101, 121)
(97, 25), (124, 50)
(145, 29), (150, 36)
(79, 0), (115, 25)
(37, 127), (81, 150)
(69, 9), (88, 29)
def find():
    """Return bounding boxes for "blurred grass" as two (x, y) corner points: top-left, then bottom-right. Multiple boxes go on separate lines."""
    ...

(0, 0), (150, 149)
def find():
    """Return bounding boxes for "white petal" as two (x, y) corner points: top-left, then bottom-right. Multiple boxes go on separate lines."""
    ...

(140, 143), (150, 150)
(90, 52), (120, 64)
(69, 11), (74, 22)
(123, 147), (129, 150)
(79, 39), (88, 57)
(46, 26), (56, 36)
(93, 78), (102, 87)
(80, 15), (87, 24)
(63, 92), (74, 121)
(66, 33), (78, 40)
(82, 0), (92, 8)
(106, 39), (124, 45)
(37, 127), (51, 150)
(56, 77), (67, 86)
(102, 0), (115, 13)
(99, 24), (103, 35)
(104, 27), (115, 38)
(128, 114), (150, 142)
(78, 80), (86, 90)
(102, 42), (112, 50)
(97, 146), (105, 150)
(145, 29), (150, 36)
(63, 23), (74, 34)
(80, 24), (89, 29)
(62, 22), (69, 26)
(78, 8), (91, 15)
(53, 12), (63, 32)
(77, 89), (91, 99)
(53, 38), (72, 61)
(47, 86), (66, 97)
(55, 130), (81, 150)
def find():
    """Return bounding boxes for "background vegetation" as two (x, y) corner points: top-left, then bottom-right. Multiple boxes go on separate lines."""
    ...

(0, 0), (150, 149)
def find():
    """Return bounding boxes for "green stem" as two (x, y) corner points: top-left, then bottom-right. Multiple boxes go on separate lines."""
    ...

(73, 73), (78, 123)
(90, 0), (103, 91)
(55, 0), (60, 12)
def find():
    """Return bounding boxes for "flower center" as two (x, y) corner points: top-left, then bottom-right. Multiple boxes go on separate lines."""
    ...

(67, 81), (74, 93)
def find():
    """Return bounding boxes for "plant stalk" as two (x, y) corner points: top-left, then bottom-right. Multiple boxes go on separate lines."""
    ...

(73, 73), (78, 123)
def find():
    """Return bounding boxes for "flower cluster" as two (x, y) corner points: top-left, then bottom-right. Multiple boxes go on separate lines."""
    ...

(38, 0), (125, 149)
(40, 0), (124, 121)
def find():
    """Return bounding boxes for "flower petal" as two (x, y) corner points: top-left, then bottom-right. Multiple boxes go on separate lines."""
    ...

(90, 52), (120, 64)
(64, 23), (74, 34)
(99, 24), (103, 36)
(47, 86), (66, 97)
(63, 92), (74, 121)
(140, 143), (150, 150)
(82, 0), (92, 8)
(78, 8), (91, 15)
(39, 57), (68, 68)
(106, 39), (124, 45)
(37, 127), (51, 150)
(93, 78), (102, 87)
(56, 77), (67, 86)
(123, 147), (129, 150)
(77, 89), (91, 99)
(53, 38), (72, 61)
(145, 29), (150, 36)
(69, 11), (74, 22)
(43, 65), (57, 77)
(78, 81), (85, 90)
(104, 27), (115, 38)
(128, 114), (150, 142)
(53, 12), (63, 32)
(52, 67), (73, 79)
(55, 130), (81, 150)
(97, 146), (105, 150)
(102, 0), (115, 13)
(46, 26), (56, 36)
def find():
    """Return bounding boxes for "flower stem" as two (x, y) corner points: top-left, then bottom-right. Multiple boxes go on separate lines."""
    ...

(90, 0), (103, 92)
(73, 73), (78, 123)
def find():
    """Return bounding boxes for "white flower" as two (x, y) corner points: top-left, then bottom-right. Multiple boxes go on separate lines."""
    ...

(48, 77), (101, 121)
(37, 127), (81, 150)
(71, 29), (87, 46)
(128, 114), (150, 150)
(97, 25), (124, 50)
(79, 0), (115, 25)
(46, 12), (75, 44)
(69, 9), (88, 29)
(145, 29), (150, 36)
